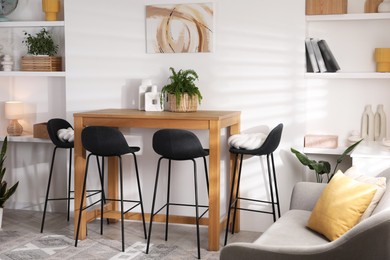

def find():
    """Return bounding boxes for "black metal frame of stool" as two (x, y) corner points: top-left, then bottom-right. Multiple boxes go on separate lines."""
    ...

(224, 123), (283, 246)
(146, 129), (209, 259)
(75, 126), (147, 252)
(41, 118), (106, 233)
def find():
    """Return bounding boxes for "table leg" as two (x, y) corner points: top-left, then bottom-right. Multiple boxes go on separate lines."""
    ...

(208, 121), (221, 251)
(73, 117), (87, 240)
(107, 156), (119, 220)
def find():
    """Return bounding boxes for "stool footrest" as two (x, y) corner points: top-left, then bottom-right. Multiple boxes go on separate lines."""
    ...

(152, 202), (209, 219)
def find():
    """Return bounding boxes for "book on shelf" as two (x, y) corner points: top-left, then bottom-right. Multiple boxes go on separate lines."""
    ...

(310, 38), (327, 73)
(305, 37), (340, 73)
(305, 38), (319, 73)
(318, 39), (340, 72)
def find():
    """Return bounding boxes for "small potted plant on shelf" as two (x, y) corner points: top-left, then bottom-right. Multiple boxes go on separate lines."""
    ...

(290, 139), (363, 183)
(161, 67), (202, 112)
(21, 28), (62, 72)
(0, 136), (19, 228)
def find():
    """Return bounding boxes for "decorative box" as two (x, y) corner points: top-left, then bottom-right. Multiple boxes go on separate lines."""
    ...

(33, 122), (49, 139)
(306, 0), (347, 15)
(21, 56), (62, 72)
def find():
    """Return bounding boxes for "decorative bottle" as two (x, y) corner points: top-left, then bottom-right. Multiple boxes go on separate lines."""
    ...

(145, 85), (163, 111)
(374, 104), (387, 141)
(138, 79), (153, 110)
(361, 105), (375, 141)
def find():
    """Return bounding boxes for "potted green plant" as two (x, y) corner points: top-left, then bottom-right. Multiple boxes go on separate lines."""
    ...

(0, 136), (19, 228)
(291, 139), (363, 183)
(21, 28), (62, 71)
(161, 67), (203, 112)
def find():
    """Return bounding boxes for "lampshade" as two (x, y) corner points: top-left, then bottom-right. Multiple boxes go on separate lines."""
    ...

(5, 101), (24, 119)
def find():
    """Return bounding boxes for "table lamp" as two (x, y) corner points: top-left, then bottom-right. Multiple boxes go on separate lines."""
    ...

(5, 101), (24, 136)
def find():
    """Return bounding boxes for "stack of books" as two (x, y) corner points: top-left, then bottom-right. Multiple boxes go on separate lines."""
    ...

(305, 38), (340, 73)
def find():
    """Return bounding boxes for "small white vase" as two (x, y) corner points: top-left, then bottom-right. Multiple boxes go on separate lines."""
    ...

(374, 104), (387, 141)
(361, 105), (375, 141)
(379, 0), (390, 12)
(0, 207), (3, 229)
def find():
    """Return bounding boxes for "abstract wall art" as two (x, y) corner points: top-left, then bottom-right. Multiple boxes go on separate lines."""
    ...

(146, 3), (213, 53)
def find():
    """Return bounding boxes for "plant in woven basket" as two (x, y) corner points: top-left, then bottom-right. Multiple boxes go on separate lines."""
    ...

(0, 136), (19, 208)
(23, 28), (58, 56)
(160, 67), (202, 111)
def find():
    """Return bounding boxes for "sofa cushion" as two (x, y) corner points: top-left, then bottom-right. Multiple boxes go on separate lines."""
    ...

(344, 167), (386, 220)
(307, 172), (377, 241)
(255, 210), (329, 247)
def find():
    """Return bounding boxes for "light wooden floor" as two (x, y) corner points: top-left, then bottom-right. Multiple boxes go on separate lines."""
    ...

(1, 209), (261, 257)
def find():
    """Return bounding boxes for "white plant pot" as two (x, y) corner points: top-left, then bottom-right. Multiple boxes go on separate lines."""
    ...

(0, 207), (3, 229)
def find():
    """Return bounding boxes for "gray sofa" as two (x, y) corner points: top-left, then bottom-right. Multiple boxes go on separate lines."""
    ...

(220, 171), (390, 260)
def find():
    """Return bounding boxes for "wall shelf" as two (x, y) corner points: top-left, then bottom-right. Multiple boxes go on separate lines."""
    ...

(305, 72), (390, 79)
(303, 146), (346, 155)
(0, 21), (64, 28)
(306, 13), (390, 22)
(0, 71), (65, 77)
(0, 134), (51, 143)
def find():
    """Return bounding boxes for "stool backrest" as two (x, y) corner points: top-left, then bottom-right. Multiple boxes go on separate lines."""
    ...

(153, 129), (208, 160)
(82, 126), (130, 156)
(47, 118), (74, 148)
(256, 123), (283, 155)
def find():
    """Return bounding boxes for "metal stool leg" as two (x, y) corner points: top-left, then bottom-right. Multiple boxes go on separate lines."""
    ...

(270, 154), (281, 218)
(203, 157), (209, 195)
(100, 156), (105, 235)
(119, 156), (125, 252)
(165, 159), (172, 241)
(41, 146), (58, 233)
(224, 153), (239, 245)
(146, 157), (163, 254)
(266, 154), (276, 222)
(75, 154), (92, 247)
(132, 153), (147, 239)
(67, 148), (72, 222)
(231, 154), (244, 235)
(192, 159), (201, 259)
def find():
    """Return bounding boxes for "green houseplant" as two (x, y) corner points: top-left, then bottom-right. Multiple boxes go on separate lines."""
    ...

(161, 67), (203, 112)
(21, 28), (62, 72)
(0, 136), (19, 228)
(23, 28), (58, 56)
(291, 139), (363, 183)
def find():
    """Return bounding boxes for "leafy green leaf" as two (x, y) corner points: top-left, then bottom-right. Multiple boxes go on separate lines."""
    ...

(291, 139), (362, 183)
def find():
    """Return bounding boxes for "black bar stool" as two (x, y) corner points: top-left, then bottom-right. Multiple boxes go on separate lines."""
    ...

(41, 118), (106, 233)
(75, 126), (147, 252)
(146, 129), (209, 259)
(224, 123), (283, 245)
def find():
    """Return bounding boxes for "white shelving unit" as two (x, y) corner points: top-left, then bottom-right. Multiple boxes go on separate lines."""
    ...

(305, 11), (390, 156)
(0, 1), (66, 142)
(306, 13), (390, 80)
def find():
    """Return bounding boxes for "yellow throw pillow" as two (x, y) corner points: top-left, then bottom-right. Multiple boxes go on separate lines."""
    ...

(307, 171), (377, 241)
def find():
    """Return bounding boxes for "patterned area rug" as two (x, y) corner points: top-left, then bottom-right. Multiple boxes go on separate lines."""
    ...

(0, 231), (219, 260)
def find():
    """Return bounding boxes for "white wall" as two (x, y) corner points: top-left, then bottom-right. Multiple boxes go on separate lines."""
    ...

(3, 0), (306, 233)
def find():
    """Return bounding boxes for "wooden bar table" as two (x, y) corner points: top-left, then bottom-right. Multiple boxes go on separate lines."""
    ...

(73, 109), (241, 251)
